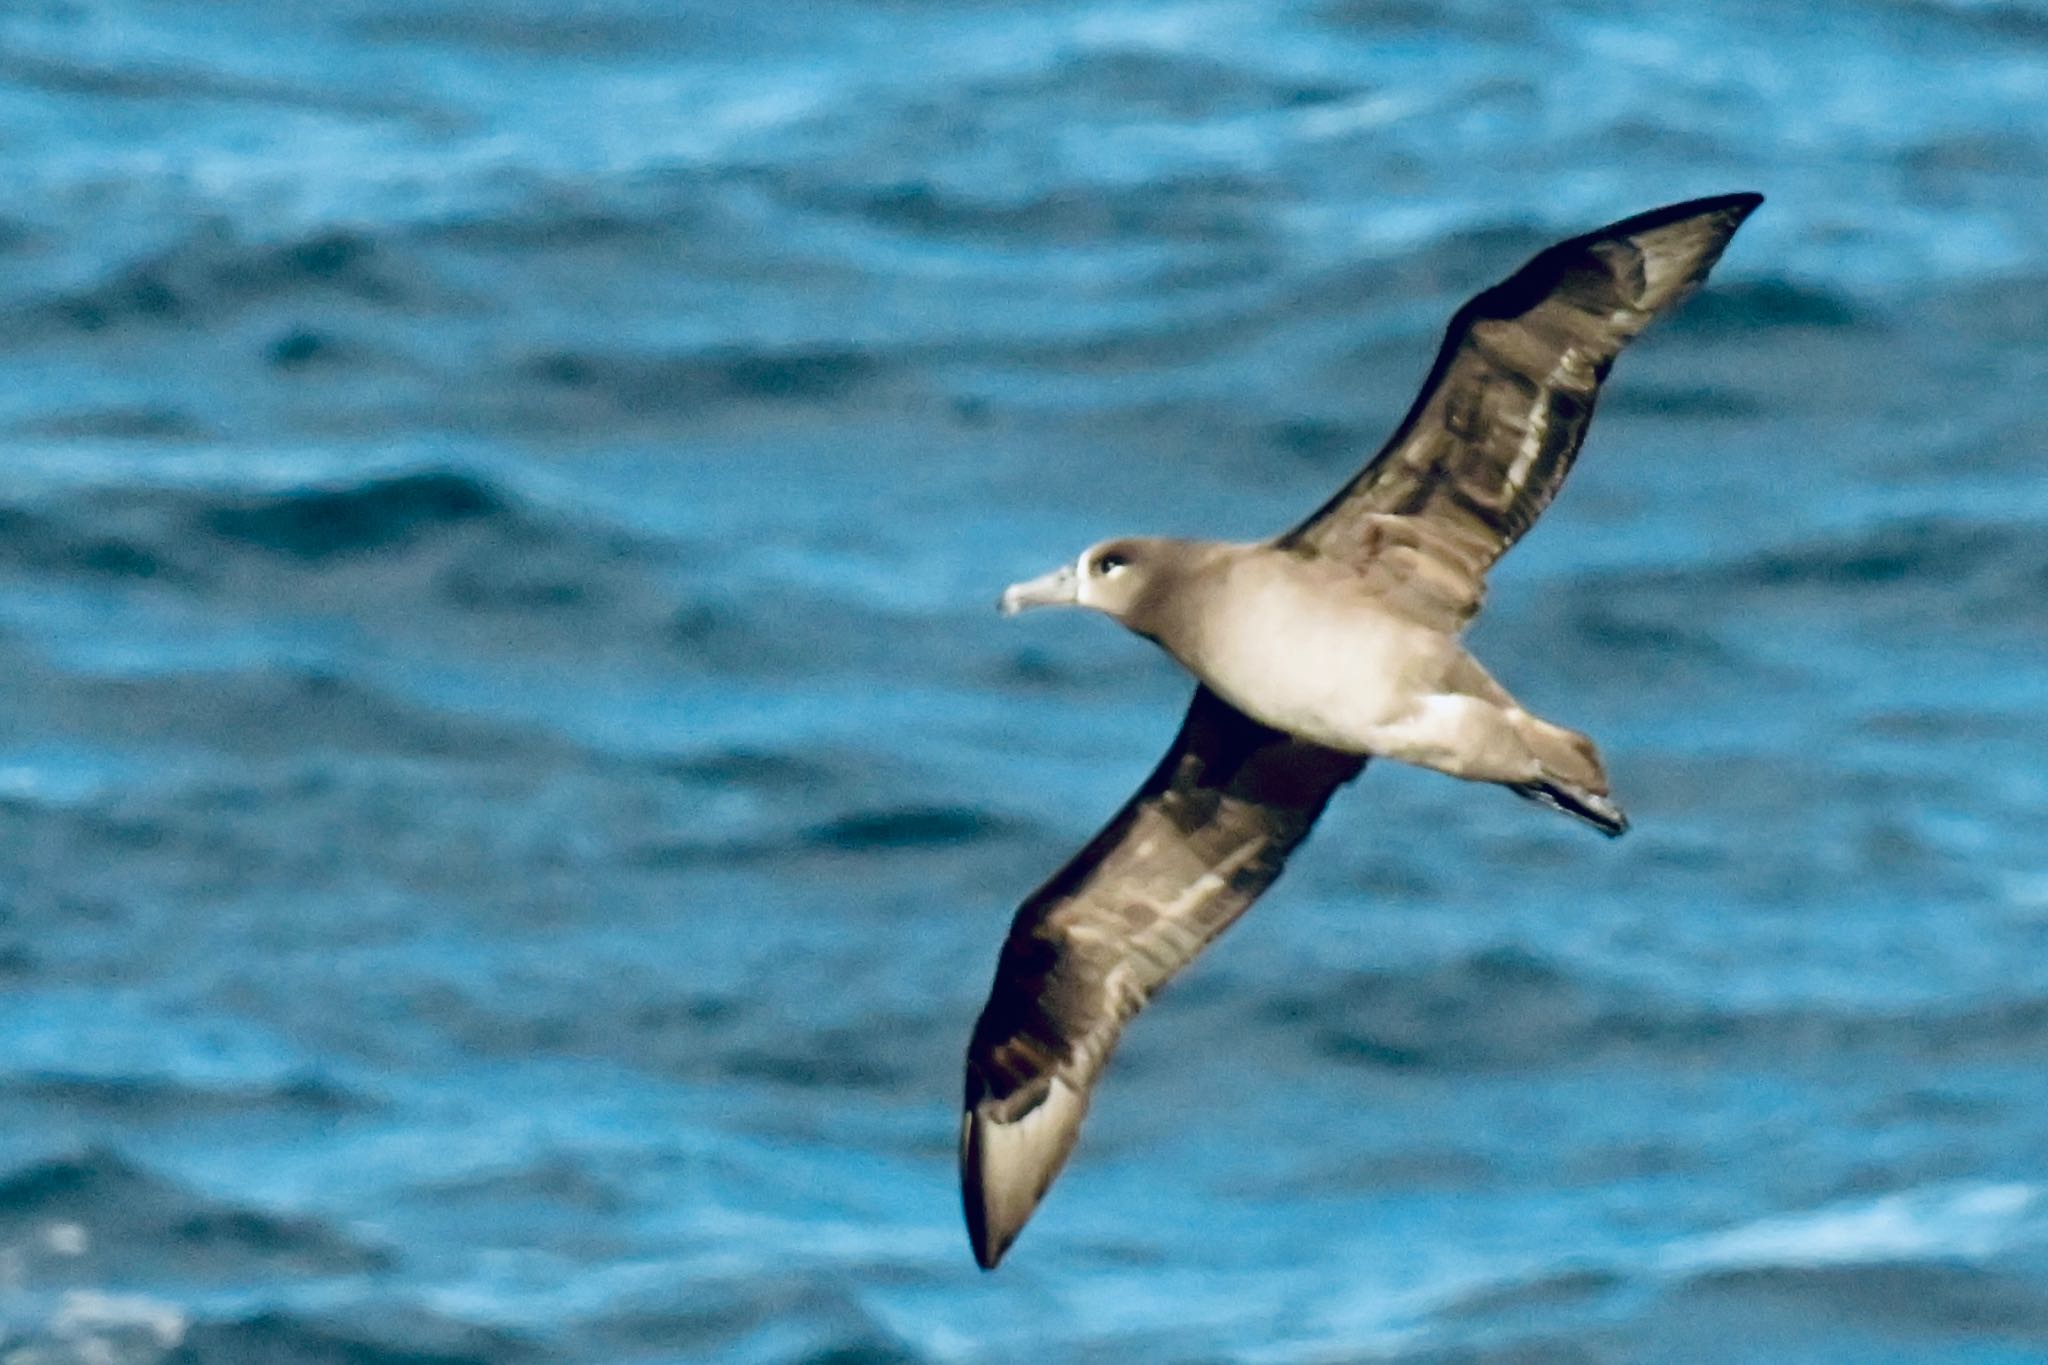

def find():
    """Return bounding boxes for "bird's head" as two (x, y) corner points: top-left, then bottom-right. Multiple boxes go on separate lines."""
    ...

(999, 537), (1170, 624)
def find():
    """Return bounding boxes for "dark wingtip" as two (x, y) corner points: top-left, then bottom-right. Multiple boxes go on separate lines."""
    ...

(1699, 190), (1765, 229)
(1471, 191), (1764, 327)
(1610, 190), (1765, 237)
(1698, 189), (1765, 214)
(959, 1070), (1091, 1271)
(960, 1107), (1011, 1271)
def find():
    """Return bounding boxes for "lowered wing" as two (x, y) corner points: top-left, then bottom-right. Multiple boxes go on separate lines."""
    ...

(961, 687), (1364, 1268)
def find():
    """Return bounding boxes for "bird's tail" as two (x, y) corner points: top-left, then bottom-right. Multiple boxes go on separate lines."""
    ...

(1510, 719), (1629, 837)
(1510, 779), (1629, 836)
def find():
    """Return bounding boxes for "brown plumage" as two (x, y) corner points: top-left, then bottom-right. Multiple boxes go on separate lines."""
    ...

(1281, 194), (1763, 579)
(964, 193), (1762, 1269)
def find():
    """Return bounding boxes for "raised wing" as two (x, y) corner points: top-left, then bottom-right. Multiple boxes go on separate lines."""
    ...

(961, 687), (1364, 1268)
(1281, 192), (1761, 579)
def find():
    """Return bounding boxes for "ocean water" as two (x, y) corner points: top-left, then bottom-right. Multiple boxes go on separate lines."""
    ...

(0, 1), (2045, 1360)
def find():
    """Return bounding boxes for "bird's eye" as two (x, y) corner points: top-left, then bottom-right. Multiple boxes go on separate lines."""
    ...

(1092, 553), (1129, 576)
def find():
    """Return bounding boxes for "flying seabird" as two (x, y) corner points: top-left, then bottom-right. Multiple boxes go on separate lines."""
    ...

(961, 192), (1762, 1269)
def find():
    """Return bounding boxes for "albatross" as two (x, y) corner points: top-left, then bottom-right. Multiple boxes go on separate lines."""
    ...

(960, 192), (1762, 1269)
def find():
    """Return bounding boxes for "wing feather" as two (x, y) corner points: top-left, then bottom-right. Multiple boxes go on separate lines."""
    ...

(961, 687), (1364, 1268)
(1281, 192), (1762, 580)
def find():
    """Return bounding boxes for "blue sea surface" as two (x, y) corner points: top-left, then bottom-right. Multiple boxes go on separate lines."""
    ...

(0, 1), (2046, 1360)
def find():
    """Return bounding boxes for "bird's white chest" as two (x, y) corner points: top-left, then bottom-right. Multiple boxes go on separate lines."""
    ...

(1166, 570), (1445, 753)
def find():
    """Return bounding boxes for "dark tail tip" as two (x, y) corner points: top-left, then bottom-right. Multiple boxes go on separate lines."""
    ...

(1511, 781), (1629, 837)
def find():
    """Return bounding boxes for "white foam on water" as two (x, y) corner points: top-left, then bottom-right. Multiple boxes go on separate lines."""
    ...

(1662, 1181), (2044, 1274)
(49, 1288), (190, 1350)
